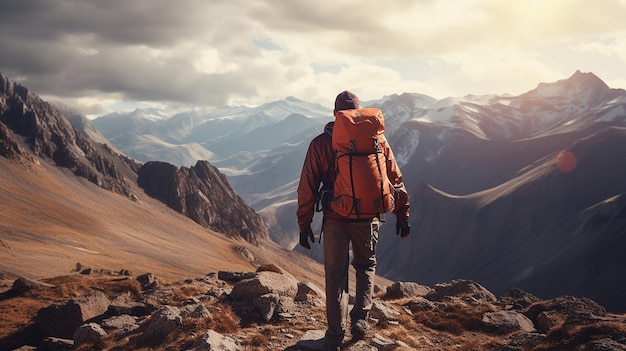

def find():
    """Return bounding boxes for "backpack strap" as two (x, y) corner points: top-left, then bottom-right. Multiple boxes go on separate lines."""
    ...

(373, 138), (386, 222)
(348, 140), (361, 218)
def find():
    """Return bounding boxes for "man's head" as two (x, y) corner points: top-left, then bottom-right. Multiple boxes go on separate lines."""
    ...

(334, 90), (360, 111)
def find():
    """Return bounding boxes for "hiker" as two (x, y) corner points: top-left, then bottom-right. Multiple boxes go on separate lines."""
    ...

(296, 90), (410, 350)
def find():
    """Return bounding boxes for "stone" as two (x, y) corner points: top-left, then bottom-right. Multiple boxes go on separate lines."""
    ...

(217, 271), (256, 283)
(137, 273), (159, 290)
(345, 340), (377, 350)
(370, 300), (401, 323)
(254, 293), (280, 322)
(536, 310), (563, 332)
(73, 322), (107, 347)
(371, 333), (397, 351)
(11, 277), (54, 293)
(296, 329), (326, 350)
(144, 305), (183, 338)
(385, 281), (431, 300)
(101, 314), (140, 334)
(425, 279), (497, 305)
(482, 310), (535, 333)
(498, 287), (542, 310)
(37, 337), (74, 351)
(36, 291), (110, 339)
(404, 296), (436, 313)
(295, 281), (325, 302)
(189, 329), (240, 351)
(230, 271), (298, 300)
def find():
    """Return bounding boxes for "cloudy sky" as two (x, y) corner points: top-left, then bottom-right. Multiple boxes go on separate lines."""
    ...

(1, 0), (626, 118)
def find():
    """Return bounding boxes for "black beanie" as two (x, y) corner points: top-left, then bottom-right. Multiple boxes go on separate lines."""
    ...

(334, 90), (360, 110)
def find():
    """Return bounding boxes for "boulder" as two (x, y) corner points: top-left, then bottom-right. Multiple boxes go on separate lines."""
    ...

(498, 287), (542, 310)
(255, 293), (280, 322)
(108, 291), (154, 316)
(181, 303), (211, 319)
(73, 322), (107, 347)
(345, 340), (377, 350)
(295, 281), (325, 302)
(189, 330), (240, 351)
(36, 337), (74, 351)
(482, 310), (535, 333)
(370, 300), (401, 323)
(384, 281), (431, 300)
(404, 296), (437, 313)
(425, 279), (497, 305)
(36, 291), (110, 338)
(296, 329), (326, 350)
(218, 271), (256, 283)
(11, 277), (54, 293)
(230, 271), (298, 300)
(101, 314), (140, 334)
(370, 333), (397, 351)
(137, 273), (159, 290)
(144, 305), (183, 338)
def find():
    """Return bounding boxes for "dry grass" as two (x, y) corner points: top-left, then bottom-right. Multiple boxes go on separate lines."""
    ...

(533, 321), (626, 351)
(0, 156), (327, 290)
(2, 272), (626, 351)
(415, 302), (503, 335)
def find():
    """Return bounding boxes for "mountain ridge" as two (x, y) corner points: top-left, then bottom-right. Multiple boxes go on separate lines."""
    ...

(3, 70), (626, 315)
(0, 72), (283, 284)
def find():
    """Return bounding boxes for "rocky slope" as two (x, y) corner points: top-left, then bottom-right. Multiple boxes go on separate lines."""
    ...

(376, 73), (626, 313)
(83, 70), (626, 313)
(0, 73), (140, 196)
(138, 160), (268, 244)
(1, 266), (625, 351)
(0, 72), (267, 245)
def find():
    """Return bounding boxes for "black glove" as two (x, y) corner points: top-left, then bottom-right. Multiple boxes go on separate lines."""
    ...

(300, 227), (314, 249)
(396, 219), (410, 239)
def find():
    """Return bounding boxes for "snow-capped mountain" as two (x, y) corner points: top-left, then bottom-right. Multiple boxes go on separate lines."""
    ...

(89, 71), (626, 312)
(92, 96), (331, 165)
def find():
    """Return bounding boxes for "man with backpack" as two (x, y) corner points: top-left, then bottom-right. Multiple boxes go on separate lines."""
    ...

(296, 90), (410, 351)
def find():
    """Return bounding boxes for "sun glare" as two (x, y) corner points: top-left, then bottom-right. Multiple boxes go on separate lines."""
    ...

(556, 149), (578, 173)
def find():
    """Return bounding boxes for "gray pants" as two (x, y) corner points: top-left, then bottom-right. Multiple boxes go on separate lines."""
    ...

(323, 219), (379, 344)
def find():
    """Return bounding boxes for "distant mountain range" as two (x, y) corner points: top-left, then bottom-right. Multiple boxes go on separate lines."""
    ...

(2, 70), (625, 313)
(90, 71), (626, 312)
(0, 72), (285, 284)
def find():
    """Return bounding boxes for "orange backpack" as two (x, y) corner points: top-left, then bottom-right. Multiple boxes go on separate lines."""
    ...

(331, 108), (395, 220)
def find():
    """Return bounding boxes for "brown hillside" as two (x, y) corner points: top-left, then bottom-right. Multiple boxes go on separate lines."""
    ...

(0, 157), (326, 288)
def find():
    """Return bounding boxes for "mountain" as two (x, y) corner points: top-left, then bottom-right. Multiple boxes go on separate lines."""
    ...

(374, 71), (626, 312)
(0, 73), (294, 285)
(158, 71), (626, 312)
(7, 69), (626, 315)
(91, 96), (331, 165)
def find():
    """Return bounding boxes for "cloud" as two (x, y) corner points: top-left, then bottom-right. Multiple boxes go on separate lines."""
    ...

(0, 0), (625, 117)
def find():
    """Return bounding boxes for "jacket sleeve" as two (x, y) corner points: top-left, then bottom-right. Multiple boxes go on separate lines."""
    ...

(385, 146), (410, 222)
(296, 137), (325, 233)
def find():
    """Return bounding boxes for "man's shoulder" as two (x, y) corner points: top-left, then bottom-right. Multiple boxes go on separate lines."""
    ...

(311, 131), (332, 144)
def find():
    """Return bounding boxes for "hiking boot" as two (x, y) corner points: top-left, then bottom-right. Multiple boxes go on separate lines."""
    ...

(350, 319), (371, 341)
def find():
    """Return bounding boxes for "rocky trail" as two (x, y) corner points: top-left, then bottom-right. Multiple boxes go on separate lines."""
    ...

(1, 264), (626, 351)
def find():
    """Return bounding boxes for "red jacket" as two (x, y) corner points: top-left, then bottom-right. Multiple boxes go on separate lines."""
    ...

(297, 122), (410, 233)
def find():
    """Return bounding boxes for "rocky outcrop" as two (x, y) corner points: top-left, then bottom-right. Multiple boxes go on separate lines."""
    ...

(36, 291), (111, 339)
(137, 160), (269, 244)
(0, 73), (140, 196)
(4, 268), (625, 351)
(1, 73), (266, 246)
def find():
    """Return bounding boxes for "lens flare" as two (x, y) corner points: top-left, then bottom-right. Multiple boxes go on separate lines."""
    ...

(556, 150), (577, 172)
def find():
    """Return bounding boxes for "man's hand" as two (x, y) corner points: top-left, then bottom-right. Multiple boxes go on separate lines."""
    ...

(396, 219), (411, 239)
(300, 228), (315, 249)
